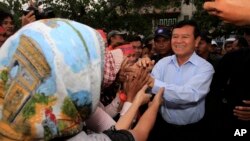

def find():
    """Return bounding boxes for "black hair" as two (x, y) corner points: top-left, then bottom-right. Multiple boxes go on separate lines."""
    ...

(244, 27), (250, 35)
(236, 36), (249, 48)
(172, 20), (200, 38)
(200, 32), (212, 44)
(127, 35), (142, 43)
(0, 11), (14, 25)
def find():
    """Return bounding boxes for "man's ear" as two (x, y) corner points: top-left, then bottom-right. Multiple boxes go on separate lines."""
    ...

(195, 36), (201, 48)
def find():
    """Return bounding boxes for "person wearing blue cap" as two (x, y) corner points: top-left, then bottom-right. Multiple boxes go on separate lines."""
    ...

(150, 27), (173, 63)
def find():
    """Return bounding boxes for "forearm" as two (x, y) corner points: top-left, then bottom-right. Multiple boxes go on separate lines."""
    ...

(130, 103), (160, 141)
(102, 96), (122, 117)
(115, 101), (140, 130)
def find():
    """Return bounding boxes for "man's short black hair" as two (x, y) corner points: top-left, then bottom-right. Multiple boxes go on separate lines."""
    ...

(200, 32), (212, 44)
(172, 20), (200, 38)
(128, 35), (142, 43)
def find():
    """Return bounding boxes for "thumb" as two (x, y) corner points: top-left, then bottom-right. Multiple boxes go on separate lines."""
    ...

(156, 87), (164, 97)
(141, 84), (148, 92)
(145, 94), (152, 101)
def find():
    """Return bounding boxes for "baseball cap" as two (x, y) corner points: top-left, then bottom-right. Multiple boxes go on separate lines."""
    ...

(108, 30), (126, 40)
(154, 27), (171, 39)
(225, 37), (236, 42)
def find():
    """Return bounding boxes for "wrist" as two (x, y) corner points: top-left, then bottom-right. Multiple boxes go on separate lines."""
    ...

(126, 95), (133, 102)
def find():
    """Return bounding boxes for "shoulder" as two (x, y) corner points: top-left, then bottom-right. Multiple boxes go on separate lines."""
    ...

(155, 55), (173, 66)
(194, 54), (215, 73)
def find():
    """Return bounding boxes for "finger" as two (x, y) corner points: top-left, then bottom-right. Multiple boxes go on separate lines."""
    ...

(31, 15), (36, 20)
(203, 2), (218, 11)
(136, 59), (142, 67)
(233, 109), (250, 116)
(235, 113), (250, 119)
(146, 59), (151, 65)
(143, 60), (148, 68)
(140, 84), (148, 92)
(145, 94), (152, 102)
(151, 60), (155, 65)
(153, 87), (164, 102)
(142, 74), (150, 86)
(235, 106), (250, 111)
(26, 10), (34, 17)
(152, 87), (164, 105)
(156, 87), (164, 97)
(141, 70), (150, 84)
(123, 67), (137, 73)
(29, 16), (36, 22)
(138, 67), (146, 77)
(243, 100), (250, 105)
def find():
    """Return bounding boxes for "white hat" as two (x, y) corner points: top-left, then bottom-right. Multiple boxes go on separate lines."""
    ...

(211, 40), (218, 46)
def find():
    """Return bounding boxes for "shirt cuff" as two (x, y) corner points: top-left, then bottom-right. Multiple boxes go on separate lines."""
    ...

(120, 102), (132, 116)
(103, 96), (121, 117)
(152, 79), (166, 94)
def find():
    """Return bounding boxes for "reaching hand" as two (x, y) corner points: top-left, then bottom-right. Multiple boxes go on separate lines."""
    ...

(118, 57), (135, 82)
(136, 57), (155, 72)
(150, 87), (164, 107)
(22, 11), (36, 27)
(123, 67), (150, 102)
(233, 100), (250, 121)
(203, 0), (250, 26)
(133, 85), (152, 106)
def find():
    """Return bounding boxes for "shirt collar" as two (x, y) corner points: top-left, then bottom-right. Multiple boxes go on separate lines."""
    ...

(188, 52), (199, 66)
(170, 52), (199, 66)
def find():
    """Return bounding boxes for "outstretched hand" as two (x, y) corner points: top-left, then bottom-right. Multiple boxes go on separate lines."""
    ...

(203, 0), (250, 26)
(149, 87), (164, 107)
(21, 11), (36, 27)
(133, 85), (152, 106)
(136, 57), (155, 72)
(123, 68), (151, 102)
(234, 100), (250, 121)
(118, 57), (135, 82)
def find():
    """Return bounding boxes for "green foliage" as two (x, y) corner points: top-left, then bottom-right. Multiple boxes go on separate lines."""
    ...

(0, 0), (26, 29)
(0, 2), (9, 12)
(0, 69), (8, 84)
(42, 0), (180, 35)
(44, 126), (53, 141)
(22, 99), (36, 119)
(61, 97), (78, 119)
(1, 0), (180, 36)
(22, 93), (56, 119)
(57, 120), (66, 132)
